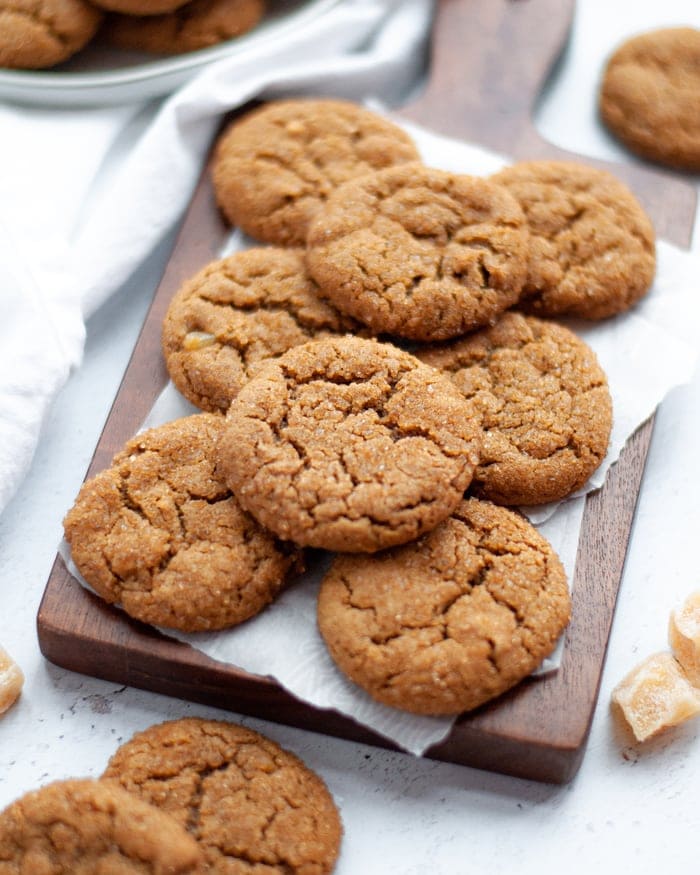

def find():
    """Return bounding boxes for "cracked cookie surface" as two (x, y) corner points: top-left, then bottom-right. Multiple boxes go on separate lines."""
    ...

(106, 0), (264, 55)
(103, 718), (342, 875)
(212, 99), (420, 246)
(0, 0), (102, 69)
(163, 248), (362, 413)
(416, 312), (612, 506)
(216, 336), (482, 553)
(0, 778), (202, 873)
(63, 413), (303, 632)
(492, 160), (656, 319)
(317, 497), (571, 715)
(306, 163), (529, 341)
(600, 28), (700, 171)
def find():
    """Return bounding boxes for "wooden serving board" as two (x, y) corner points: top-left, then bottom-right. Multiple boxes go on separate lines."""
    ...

(37, 0), (697, 784)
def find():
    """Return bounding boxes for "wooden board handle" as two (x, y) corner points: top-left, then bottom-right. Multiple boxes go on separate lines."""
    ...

(406, 0), (574, 149)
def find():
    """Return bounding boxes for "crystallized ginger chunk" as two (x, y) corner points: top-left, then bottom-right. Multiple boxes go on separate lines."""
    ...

(611, 652), (700, 742)
(0, 645), (23, 716)
(669, 591), (700, 688)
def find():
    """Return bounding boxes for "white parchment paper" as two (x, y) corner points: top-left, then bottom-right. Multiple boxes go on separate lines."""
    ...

(65, 120), (700, 756)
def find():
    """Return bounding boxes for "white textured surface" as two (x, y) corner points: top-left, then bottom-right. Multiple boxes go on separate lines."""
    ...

(2, 1), (700, 872)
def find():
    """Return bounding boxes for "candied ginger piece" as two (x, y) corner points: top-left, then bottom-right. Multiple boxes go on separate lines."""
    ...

(0, 645), (23, 716)
(611, 652), (700, 742)
(669, 591), (700, 688)
(183, 331), (216, 351)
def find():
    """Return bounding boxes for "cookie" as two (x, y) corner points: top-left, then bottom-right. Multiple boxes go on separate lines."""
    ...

(212, 99), (421, 246)
(0, 778), (202, 873)
(162, 248), (362, 413)
(216, 336), (482, 553)
(600, 28), (700, 172)
(317, 497), (571, 715)
(306, 164), (529, 341)
(0, 0), (102, 69)
(63, 413), (303, 632)
(91, 0), (191, 14)
(103, 718), (342, 875)
(416, 312), (612, 506)
(106, 0), (264, 55)
(491, 160), (656, 319)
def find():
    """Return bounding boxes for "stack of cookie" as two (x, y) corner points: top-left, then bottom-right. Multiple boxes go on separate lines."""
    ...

(0, 0), (265, 69)
(64, 98), (658, 718)
(0, 716), (343, 873)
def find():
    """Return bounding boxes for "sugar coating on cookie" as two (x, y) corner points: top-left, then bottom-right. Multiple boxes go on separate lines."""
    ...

(217, 336), (482, 553)
(416, 312), (612, 506)
(317, 497), (571, 715)
(162, 248), (362, 413)
(0, 0), (102, 69)
(103, 718), (342, 875)
(492, 160), (656, 319)
(91, 0), (191, 14)
(63, 413), (303, 632)
(306, 164), (529, 341)
(611, 652), (700, 742)
(0, 779), (203, 873)
(212, 99), (421, 246)
(600, 28), (700, 172)
(106, 0), (265, 55)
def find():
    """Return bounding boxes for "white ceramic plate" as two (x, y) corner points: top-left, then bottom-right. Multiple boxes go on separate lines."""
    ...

(0, 0), (342, 107)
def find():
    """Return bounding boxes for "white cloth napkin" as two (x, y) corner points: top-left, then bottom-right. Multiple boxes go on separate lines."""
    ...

(0, 0), (433, 516)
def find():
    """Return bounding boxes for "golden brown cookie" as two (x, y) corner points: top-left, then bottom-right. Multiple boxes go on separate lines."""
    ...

(317, 497), (571, 715)
(491, 160), (656, 319)
(103, 718), (342, 875)
(0, 779), (203, 873)
(162, 248), (362, 413)
(306, 164), (529, 341)
(63, 413), (303, 632)
(416, 312), (612, 506)
(217, 336), (482, 553)
(0, 0), (102, 69)
(212, 99), (421, 246)
(106, 0), (264, 55)
(91, 0), (191, 13)
(600, 28), (700, 172)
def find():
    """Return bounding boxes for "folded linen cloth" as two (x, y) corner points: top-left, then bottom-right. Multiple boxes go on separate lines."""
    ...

(0, 0), (433, 516)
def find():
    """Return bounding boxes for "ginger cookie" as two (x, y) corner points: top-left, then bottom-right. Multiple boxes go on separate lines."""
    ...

(103, 718), (342, 875)
(306, 164), (529, 341)
(317, 497), (571, 715)
(106, 0), (265, 55)
(163, 248), (362, 413)
(217, 336), (482, 553)
(416, 311), (612, 506)
(91, 0), (191, 14)
(63, 413), (303, 632)
(0, 779), (202, 873)
(492, 160), (656, 319)
(600, 28), (700, 172)
(0, 0), (102, 69)
(212, 99), (420, 246)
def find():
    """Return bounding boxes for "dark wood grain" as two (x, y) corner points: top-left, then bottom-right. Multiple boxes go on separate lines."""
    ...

(38, 0), (697, 784)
